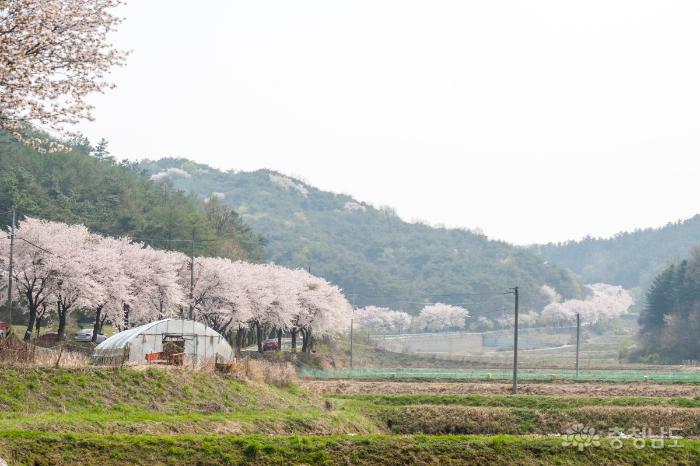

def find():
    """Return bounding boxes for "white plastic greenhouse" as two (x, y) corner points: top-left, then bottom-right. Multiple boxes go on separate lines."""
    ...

(92, 319), (234, 366)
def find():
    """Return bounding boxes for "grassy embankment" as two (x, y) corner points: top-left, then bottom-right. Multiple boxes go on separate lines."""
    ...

(3, 367), (700, 464)
(328, 393), (700, 435)
(0, 367), (377, 435)
(3, 432), (700, 466)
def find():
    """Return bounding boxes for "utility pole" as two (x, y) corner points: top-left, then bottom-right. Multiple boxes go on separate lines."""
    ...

(6, 208), (15, 331)
(350, 294), (356, 370)
(189, 228), (195, 320)
(575, 313), (581, 380)
(512, 286), (519, 394)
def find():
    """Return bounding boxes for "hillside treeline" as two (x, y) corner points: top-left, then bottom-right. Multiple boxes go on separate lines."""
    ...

(636, 247), (700, 362)
(140, 158), (583, 315)
(533, 217), (700, 291)
(0, 132), (265, 262)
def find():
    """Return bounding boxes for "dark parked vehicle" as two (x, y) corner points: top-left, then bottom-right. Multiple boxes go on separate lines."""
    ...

(263, 339), (279, 351)
(39, 331), (60, 342)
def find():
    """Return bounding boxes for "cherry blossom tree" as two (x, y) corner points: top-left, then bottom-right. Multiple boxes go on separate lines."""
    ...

(86, 236), (133, 339)
(204, 260), (255, 353)
(48, 228), (104, 340)
(0, 218), (115, 340)
(185, 256), (233, 321)
(241, 264), (300, 352)
(414, 303), (470, 333)
(540, 283), (634, 325)
(115, 242), (186, 328)
(0, 0), (127, 144)
(139, 247), (186, 320)
(1, 218), (65, 340)
(539, 285), (561, 304)
(185, 257), (253, 351)
(295, 268), (351, 352)
(354, 306), (412, 334)
(475, 316), (494, 331)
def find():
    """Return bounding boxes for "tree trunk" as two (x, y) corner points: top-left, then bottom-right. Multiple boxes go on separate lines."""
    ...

(35, 315), (41, 337)
(305, 329), (314, 353)
(301, 328), (312, 352)
(235, 326), (245, 355)
(255, 323), (263, 353)
(277, 329), (282, 351)
(99, 313), (107, 334)
(291, 329), (297, 353)
(24, 309), (36, 342)
(92, 306), (103, 342)
(57, 303), (68, 341)
(123, 303), (130, 329)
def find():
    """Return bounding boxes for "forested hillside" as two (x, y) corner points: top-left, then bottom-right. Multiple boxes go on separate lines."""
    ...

(636, 247), (700, 362)
(140, 158), (581, 315)
(0, 133), (264, 261)
(533, 217), (700, 291)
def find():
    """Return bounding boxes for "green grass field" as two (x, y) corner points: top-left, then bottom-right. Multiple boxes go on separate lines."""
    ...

(2, 366), (700, 464)
(301, 367), (700, 383)
(3, 432), (700, 465)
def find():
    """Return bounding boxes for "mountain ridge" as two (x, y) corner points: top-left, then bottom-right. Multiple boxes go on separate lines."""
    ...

(532, 214), (700, 291)
(139, 158), (582, 316)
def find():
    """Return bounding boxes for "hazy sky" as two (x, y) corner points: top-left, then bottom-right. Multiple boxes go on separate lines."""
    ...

(77, 1), (700, 245)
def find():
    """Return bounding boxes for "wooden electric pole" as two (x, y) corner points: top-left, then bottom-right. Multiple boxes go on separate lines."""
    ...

(575, 313), (581, 380)
(189, 228), (195, 320)
(512, 286), (519, 394)
(6, 208), (15, 330)
(350, 294), (356, 370)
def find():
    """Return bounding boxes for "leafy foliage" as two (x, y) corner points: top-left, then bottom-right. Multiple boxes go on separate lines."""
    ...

(140, 159), (582, 315)
(0, 132), (265, 261)
(636, 247), (700, 361)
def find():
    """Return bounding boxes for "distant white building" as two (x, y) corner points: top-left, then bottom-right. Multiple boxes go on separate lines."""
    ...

(92, 319), (233, 367)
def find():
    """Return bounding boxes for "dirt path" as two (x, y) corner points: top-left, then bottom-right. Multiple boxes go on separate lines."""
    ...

(302, 380), (700, 397)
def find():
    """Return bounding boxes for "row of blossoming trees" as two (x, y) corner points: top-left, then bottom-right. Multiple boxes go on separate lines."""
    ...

(0, 218), (351, 352)
(354, 284), (633, 335)
(539, 284), (634, 326)
(354, 304), (470, 334)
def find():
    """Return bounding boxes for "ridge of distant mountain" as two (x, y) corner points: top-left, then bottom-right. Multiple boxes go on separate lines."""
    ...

(140, 158), (582, 315)
(532, 215), (700, 291)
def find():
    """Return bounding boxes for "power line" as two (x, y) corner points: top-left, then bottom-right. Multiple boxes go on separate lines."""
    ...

(355, 302), (511, 308)
(128, 237), (227, 244)
(346, 291), (513, 300)
(17, 237), (55, 255)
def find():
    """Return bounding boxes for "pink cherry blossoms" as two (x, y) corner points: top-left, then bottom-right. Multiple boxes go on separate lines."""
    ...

(0, 218), (351, 350)
(540, 283), (634, 325)
(0, 0), (127, 145)
(354, 306), (412, 334)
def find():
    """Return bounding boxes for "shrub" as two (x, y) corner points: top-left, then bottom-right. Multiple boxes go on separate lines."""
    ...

(244, 360), (298, 388)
